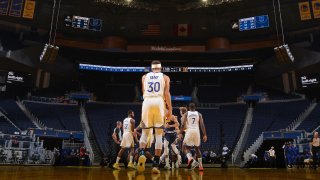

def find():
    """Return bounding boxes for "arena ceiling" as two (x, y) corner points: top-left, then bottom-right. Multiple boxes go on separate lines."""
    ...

(0, 0), (319, 43)
(0, 0), (319, 72)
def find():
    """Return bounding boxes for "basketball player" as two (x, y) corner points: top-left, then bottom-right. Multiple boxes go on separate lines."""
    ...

(160, 115), (181, 169)
(133, 126), (154, 167)
(113, 110), (136, 170)
(137, 60), (172, 174)
(180, 103), (207, 171)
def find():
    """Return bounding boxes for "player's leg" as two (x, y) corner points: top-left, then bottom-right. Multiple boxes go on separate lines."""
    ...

(133, 149), (139, 167)
(145, 131), (155, 161)
(145, 149), (154, 161)
(163, 139), (171, 169)
(137, 128), (151, 172)
(137, 99), (151, 172)
(171, 142), (181, 168)
(152, 127), (164, 174)
(127, 134), (135, 169)
(151, 98), (165, 174)
(183, 144), (194, 168)
(113, 148), (125, 170)
(139, 99), (150, 150)
(195, 146), (203, 171)
(160, 150), (166, 163)
(183, 130), (195, 169)
(193, 130), (202, 170)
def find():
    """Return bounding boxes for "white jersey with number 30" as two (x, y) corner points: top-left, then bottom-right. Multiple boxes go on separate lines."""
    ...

(143, 72), (165, 98)
(187, 111), (200, 130)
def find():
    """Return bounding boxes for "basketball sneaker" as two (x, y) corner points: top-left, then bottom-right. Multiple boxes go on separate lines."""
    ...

(151, 167), (161, 174)
(137, 155), (146, 172)
(164, 164), (171, 170)
(199, 166), (204, 171)
(176, 155), (182, 168)
(113, 163), (121, 170)
(128, 162), (135, 169)
(189, 160), (199, 171)
(187, 158), (194, 169)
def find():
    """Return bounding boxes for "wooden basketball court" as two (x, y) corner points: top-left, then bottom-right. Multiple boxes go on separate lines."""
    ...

(0, 166), (319, 180)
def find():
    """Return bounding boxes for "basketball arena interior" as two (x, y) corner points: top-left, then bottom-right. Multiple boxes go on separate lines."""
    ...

(0, 0), (320, 179)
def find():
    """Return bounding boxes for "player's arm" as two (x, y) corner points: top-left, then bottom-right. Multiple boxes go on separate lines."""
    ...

(164, 75), (172, 118)
(134, 133), (139, 143)
(141, 75), (146, 93)
(135, 125), (141, 132)
(199, 113), (207, 142)
(178, 113), (187, 139)
(130, 119), (135, 133)
(171, 116), (180, 128)
(180, 113), (187, 132)
(134, 125), (142, 136)
(311, 138), (316, 146)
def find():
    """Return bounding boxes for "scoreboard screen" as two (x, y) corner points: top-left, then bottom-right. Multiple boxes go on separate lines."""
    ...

(239, 15), (269, 31)
(64, 15), (102, 31)
(79, 63), (253, 73)
(300, 74), (320, 88)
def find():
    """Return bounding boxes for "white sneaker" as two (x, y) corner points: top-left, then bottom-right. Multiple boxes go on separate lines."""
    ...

(190, 160), (199, 170)
(164, 164), (171, 170)
(176, 155), (182, 168)
(172, 162), (175, 169)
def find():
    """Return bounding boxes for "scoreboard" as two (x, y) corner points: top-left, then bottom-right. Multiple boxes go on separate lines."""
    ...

(300, 74), (320, 88)
(239, 15), (269, 31)
(64, 15), (102, 31)
(79, 63), (253, 73)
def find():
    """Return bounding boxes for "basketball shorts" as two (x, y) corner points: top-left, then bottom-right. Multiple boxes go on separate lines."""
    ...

(141, 97), (165, 128)
(183, 129), (201, 147)
(165, 133), (177, 145)
(120, 132), (134, 148)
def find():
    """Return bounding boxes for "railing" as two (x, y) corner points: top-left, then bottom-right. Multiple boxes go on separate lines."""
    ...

(83, 131), (94, 163)
(18, 100), (45, 129)
(242, 133), (264, 165)
(287, 101), (317, 131)
(232, 107), (253, 164)
(0, 111), (21, 132)
(79, 106), (94, 163)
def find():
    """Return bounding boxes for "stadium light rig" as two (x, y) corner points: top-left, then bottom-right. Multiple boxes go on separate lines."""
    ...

(274, 44), (294, 64)
(40, 0), (61, 63)
(40, 44), (59, 63)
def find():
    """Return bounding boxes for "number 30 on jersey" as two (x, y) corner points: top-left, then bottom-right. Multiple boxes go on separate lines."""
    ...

(147, 82), (160, 92)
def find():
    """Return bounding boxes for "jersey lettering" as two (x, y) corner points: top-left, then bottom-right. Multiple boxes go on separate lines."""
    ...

(143, 72), (164, 98)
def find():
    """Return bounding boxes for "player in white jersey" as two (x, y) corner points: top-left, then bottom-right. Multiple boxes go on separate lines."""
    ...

(137, 60), (172, 174)
(180, 103), (207, 171)
(113, 110), (136, 170)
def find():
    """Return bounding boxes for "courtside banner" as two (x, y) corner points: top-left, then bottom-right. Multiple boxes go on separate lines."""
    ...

(0, 0), (10, 15)
(312, 0), (320, 19)
(23, 0), (36, 19)
(9, 0), (24, 17)
(299, 1), (312, 20)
